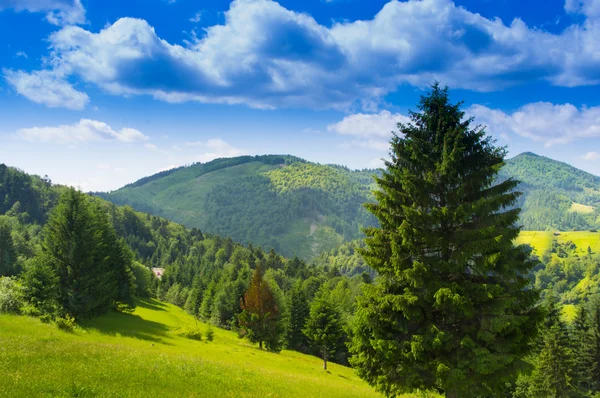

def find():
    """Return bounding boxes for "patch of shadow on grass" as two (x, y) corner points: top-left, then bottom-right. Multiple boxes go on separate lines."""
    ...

(135, 298), (169, 312)
(82, 312), (172, 345)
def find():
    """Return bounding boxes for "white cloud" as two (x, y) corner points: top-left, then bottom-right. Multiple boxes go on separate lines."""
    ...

(582, 151), (600, 160)
(15, 51), (27, 58)
(327, 110), (410, 138)
(0, 0), (85, 26)
(468, 102), (600, 147)
(190, 10), (204, 23)
(4, 70), (89, 110)
(185, 138), (245, 162)
(8, 0), (600, 109)
(16, 119), (149, 144)
(144, 143), (158, 151)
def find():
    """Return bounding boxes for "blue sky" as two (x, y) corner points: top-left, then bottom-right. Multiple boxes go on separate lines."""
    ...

(1, 0), (600, 191)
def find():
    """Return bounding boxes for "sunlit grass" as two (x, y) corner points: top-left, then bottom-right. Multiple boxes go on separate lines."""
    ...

(0, 299), (402, 397)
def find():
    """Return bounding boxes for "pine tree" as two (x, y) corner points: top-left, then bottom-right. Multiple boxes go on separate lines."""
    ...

(529, 296), (575, 397)
(586, 295), (600, 392)
(571, 303), (593, 394)
(303, 293), (344, 370)
(285, 281), (310, 352)
(0, 220), (17, 276)
(349, 84), (541, 398)
(238, 264), (282, 351)
(25, 188), (134, 318)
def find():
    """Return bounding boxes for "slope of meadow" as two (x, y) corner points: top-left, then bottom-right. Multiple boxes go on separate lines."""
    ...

(0, 299), (405, 398)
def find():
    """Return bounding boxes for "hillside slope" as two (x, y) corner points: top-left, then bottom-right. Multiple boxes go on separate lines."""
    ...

(0, 298), (391, 398)
(500, 152), (600, 230)
(97, 152), (600, 260)
(96, 155), (378, 260)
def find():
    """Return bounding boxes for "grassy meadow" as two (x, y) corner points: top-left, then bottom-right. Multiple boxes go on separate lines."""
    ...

(515, 230), (600, 256)
(0, 299), (435, 398)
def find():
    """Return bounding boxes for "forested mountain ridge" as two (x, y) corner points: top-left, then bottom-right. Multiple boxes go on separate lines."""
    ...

(95, 155), (379, 260)
(500, 152), (600, 230)
(97, 152), (600, 260)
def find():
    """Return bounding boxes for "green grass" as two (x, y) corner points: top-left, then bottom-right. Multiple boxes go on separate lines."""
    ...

(569, 202), (596, 214)
(0, 299), (418, 397)
(516, 231), (600, 256)
(514, 231), (553, 256)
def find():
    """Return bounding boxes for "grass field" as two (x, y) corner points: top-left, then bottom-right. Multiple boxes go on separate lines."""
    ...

(516, 231), (600, 256)
(569, 203), (596, 214)
(0, 299), (435, 398)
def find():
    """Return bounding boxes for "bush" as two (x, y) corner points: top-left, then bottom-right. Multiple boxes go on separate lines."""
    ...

(55, 315), (76, 332)
(176, 328), (203, 341)
(40, 313), (53, 324)
(205, 324), (215, 342)
(0, 277), (24, 314)
(131, 261), (155, 298)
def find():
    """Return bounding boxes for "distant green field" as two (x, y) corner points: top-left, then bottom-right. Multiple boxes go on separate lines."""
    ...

(0, 299), (434, 397)
(516, 231), (600, 256)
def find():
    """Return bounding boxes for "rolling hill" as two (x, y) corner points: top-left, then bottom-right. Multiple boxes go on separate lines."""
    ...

(96, 152), (600, 260)
(0, 298), (396, 398)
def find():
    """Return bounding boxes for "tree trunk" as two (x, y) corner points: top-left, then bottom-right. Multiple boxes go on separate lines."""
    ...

(259, 341), (263, 350)
(323, 346), (328, 370)
(445, 390), (458, 398)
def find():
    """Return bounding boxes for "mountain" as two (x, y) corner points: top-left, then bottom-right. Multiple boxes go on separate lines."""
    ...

(95, 155), (379, 260)
(96, 152), (600, 260)
(500, 152), (600, 231)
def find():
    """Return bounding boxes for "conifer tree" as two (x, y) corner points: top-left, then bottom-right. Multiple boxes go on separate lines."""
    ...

(585, 295), (600, 392)
(571, 303), (594, 394)
(349, 84), (541, 398)
(529, 296), (574, 397)
(285, 281), (310, 352)
(0, 220), (17, 276)
(303, 293), (344, 370)
(238, 264), (282, 351)
(25, 188), (134, 318)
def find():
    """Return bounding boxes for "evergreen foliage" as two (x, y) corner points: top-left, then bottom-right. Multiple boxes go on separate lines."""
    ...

(0, 220), (18, 276)
(303, 293), (345, 370)
(23, 189), (135, 318)
(349, 85), (541, 398)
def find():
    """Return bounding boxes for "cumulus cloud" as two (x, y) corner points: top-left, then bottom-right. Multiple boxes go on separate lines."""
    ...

(16, 119), (149, 144)
(581, 151), (600, 160)
(7, 0), (600, 109)
(4, 70), (89, 110)
(185, 138), (245, 161)
(327, 110), (410, 138)
(0, 0), (85, 25)
(328, 110), (409, 151)
(468, 102), (600, 147)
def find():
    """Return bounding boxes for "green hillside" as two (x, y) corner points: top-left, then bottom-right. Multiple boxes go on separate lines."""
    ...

(97, 152), (600, 260)
(96, 155), (378, 260)
(0, 298), (399, 398)
(500, 152), (600, 230)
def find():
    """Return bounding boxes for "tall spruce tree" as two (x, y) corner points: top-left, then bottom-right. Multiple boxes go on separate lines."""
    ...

(349, 84), (541, 398)
(0, 220), (17, 276)
(285, 281), (310, 352)
(238, 264), (282, 351)
(585, 295), (600, 392)
(529, 295), (574, 397)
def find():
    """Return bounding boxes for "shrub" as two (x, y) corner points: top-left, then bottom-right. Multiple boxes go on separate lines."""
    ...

(55, 314), (76, 332)
(40, 313), (53, 324)
(0, 277), (24, 314)
(205, 324), (215, 342)
(177, 328), (203, 341)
